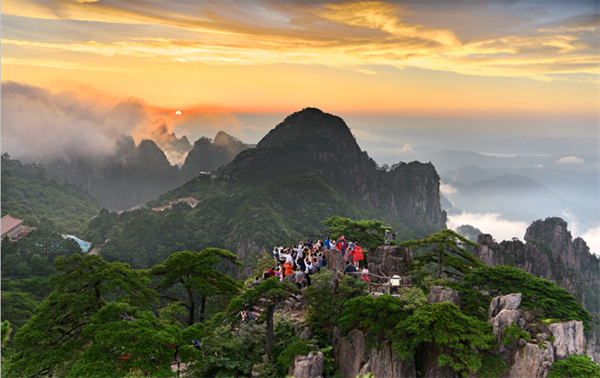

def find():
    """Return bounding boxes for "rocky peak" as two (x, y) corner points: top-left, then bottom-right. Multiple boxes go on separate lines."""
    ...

(256, 108), (357, 152)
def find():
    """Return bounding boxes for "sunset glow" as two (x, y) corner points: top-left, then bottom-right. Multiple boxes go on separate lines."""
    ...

(1, 0), (597, 119)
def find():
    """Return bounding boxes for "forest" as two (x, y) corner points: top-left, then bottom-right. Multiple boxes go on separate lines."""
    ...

(2, 219), (598, 378)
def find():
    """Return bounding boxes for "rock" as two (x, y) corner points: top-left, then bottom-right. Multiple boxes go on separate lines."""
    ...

(367, 245), (412, 277)
(291, 351), (324, 378)
(548, 320), (585, 360)
(334, 329), (365, 378)
(518, 338), (527, 348)
(359, 339), (416, 378)
(427, 286), (461, 307)
(488, 293), (522, 318)
(507, 342), (554, 378)
(298, 326), (314, 341)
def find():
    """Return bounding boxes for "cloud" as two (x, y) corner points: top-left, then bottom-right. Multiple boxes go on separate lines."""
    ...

(447, 212), (529, 242)
(560, 210), (599, 256)
(0, 81), (192, 165)
(2, 1), (597, 82)
(580, 227), (600, 257)
(440, 183), (457, 195)
(557, 156), (584, 164)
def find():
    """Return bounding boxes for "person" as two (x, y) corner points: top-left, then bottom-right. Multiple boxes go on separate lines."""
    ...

(268, 267), (276, 278)
(336, 235), (347, 253)
(390, 274), (401, 294)
(304, 259), (313, 286)
(343, 260), (357, 276)
(305, 240), (313, 250)
(262, 269), (271, 280)
(324, 236), (332, 250)
(352, 243), (364, 269)
(317, 253), (324, 269)
(295, 268), (305, 290)
(361, 267), (370, 282)
(285, 250), (294, 264)
(252, 276), (261, 287)
(284, 259), (294, 276)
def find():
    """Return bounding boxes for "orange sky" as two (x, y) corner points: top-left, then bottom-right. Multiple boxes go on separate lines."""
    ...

(2, 0), (598, 120)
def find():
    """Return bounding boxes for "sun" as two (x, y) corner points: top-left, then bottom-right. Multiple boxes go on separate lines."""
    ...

(175, 110), (182, 115)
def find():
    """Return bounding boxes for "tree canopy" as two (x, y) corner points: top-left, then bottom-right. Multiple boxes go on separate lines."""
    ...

(4, 254), (158, 378)
(150, 248), (242, 325)
(323, 215), (391, 249)
(399, 229), (483, 279)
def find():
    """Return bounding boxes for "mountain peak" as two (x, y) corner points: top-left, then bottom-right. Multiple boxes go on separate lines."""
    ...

(256, 107), (353, 149)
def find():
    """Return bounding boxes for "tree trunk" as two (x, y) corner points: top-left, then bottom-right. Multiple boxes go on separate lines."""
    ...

(199, 295), (206, 323)
(266, 304), (275, 359)
(186, 286), (195, 326)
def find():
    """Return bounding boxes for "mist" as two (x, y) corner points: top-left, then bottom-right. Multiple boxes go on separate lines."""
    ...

(0, 81), (192, 166)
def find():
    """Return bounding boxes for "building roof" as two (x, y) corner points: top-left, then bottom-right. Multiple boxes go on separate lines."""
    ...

(179, 197), (200, 203)
(1, 214), (25, 234)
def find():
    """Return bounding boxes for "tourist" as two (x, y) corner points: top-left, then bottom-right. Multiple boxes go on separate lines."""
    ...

(295, 268), (305, 290)
(352, 243), (364, 269)
(343, 260), (357, 277)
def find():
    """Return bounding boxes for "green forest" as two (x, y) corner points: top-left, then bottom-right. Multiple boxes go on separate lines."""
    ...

(1, 154), (101, 234)
(2, 221), (598, 378)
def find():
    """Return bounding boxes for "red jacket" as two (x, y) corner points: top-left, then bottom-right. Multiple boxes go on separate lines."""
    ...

(352, 246), (364, 261)
(335, 238), (347, 252)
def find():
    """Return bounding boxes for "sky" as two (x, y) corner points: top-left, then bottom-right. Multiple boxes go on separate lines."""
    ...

(1, 0), (599, 249)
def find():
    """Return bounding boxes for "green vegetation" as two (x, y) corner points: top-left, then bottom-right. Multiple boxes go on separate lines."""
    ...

(323, 215), (391, 249)
(394, 302), (499, 377)
(452, 265), (592, 328)
(1, 154), (100, 233)
(502, 322), (531, 346)
(548, 354), (600, 378)
(150, 249), (242, 325)
(1, 230), (82, 280)
(400, 229), (483, 279)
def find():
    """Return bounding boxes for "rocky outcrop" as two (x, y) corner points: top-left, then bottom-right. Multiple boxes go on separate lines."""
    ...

(474, 228), (587, 302)
(367, 245), (413, 277)
(335, 329), (365, 378)
(427, 286), (461, 308)
(334, 329), (415, 378)
(358, 339), (416, 378)
(290, 351), (324, 378)
(487, 293), (596, 378)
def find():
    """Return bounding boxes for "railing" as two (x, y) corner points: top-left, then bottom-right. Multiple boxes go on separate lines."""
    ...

(336, 269), (412, 294)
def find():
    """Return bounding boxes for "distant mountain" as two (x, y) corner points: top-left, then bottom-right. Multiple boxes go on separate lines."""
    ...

(44, 136), (182, 211)
(89, 108), (447, 269)
(1, 154), (101, 233)
(441, 165), (598, 208)
(442, 173), (597, 227)
(180, 131), (251, 182)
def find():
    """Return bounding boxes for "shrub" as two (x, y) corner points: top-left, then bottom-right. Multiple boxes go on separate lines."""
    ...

(548, 354), (600, 378)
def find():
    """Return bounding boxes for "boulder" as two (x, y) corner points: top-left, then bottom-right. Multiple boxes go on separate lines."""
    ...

(489, 293), (522, 318)
(359, 339), (416, 378)
(507, 342), (554, 378)
(548, 320), (585, 360)
(334, 329), (365, 378)
(367, 245), (412, 277)
(291, 351), (324, 378)
(427, 286), (461, 307)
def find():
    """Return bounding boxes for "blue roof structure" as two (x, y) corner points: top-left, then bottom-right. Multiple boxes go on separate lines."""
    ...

(62, 234), (92, 253)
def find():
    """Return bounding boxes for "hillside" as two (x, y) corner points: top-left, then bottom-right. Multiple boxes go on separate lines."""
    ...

(90, 108), (446, 269)
(43, 136), (182, 211)
(1, 154), (101, 233)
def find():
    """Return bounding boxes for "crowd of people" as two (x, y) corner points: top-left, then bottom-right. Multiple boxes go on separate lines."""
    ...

(250, 236), (368, 291)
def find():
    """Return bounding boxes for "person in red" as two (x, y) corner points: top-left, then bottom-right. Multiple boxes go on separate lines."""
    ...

(335, 235), (347, 252)
(352, 243), (364, 268)
(284, 260), (294, 276)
